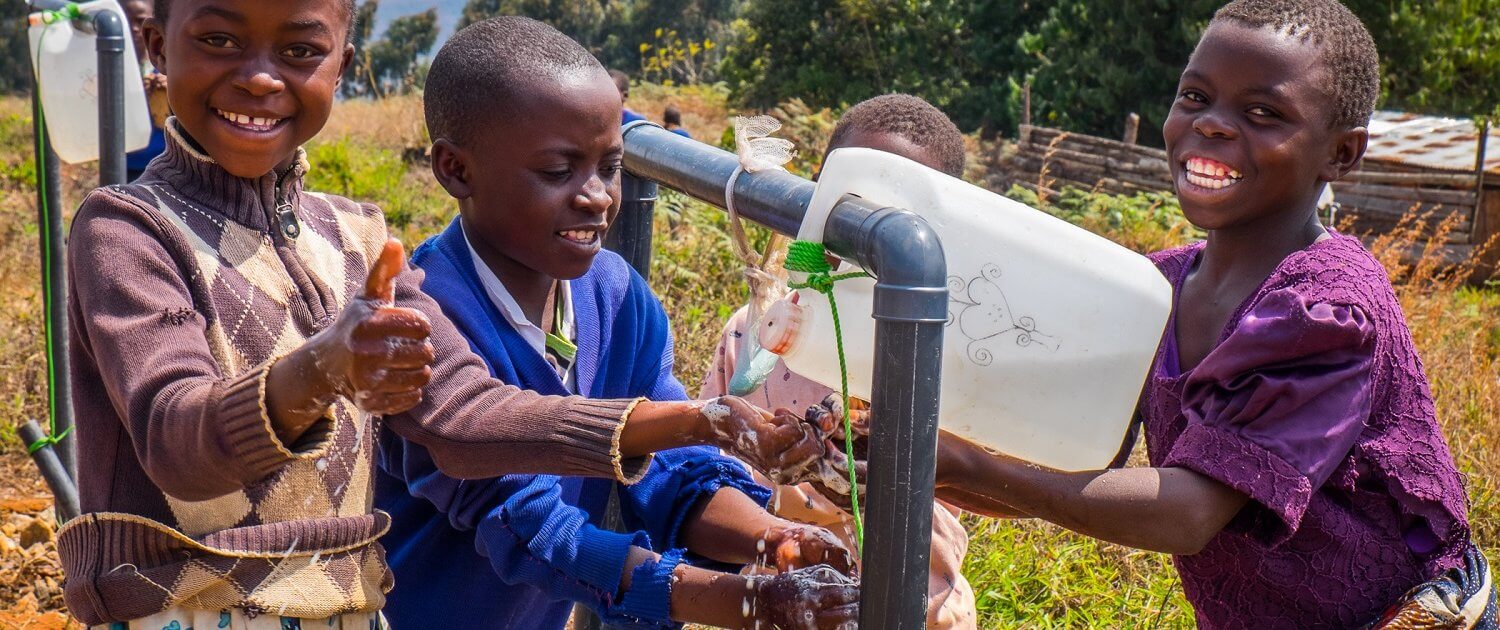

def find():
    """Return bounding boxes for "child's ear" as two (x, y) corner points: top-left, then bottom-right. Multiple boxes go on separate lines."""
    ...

(335, 43), (356, 90)
(142, 17), (168, 74)
(1322, 126), (1369, 183)
(431, 139), (472, 200)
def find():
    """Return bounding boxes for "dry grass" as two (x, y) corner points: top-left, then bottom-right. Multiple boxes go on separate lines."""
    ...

(0, 88), (1493, 628)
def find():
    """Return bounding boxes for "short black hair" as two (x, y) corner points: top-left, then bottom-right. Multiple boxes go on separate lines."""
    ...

(663, 105), (682, 126)
(1211, 0), (1380, 129)
(425, 16), (604, 148)
(608, 69), (630, 96)
(152, 0), (358, 41)
(828, 94), (967, 178)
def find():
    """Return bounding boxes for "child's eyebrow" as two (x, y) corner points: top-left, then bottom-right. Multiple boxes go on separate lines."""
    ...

(188, 5), (246, 23)
(533, 144), (625, 160)
(284, 19), (334, 38)
(186, 6), (333, 38)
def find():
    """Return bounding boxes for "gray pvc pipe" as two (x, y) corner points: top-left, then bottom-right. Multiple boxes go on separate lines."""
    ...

(19, 421), (80, 522)
(94, 8), (127, 187)
(606, 173), (658, 280)
(622, 124), (947, 628)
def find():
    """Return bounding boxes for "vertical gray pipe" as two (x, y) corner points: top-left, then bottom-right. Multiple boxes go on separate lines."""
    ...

(31, 43), (75, 483)
(19, 421), (79, 522)
(94, 9), (127, 187)
(621, 125), (950, 626)
(829, 208), (947, 630)
(606, 172), (658, 280)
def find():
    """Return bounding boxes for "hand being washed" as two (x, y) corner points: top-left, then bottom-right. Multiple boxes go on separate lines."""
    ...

(760, 523), (856, 575)
(801, 395), (869, 511)
(749, 564), (860, 629)
(699, 396), (826, 486)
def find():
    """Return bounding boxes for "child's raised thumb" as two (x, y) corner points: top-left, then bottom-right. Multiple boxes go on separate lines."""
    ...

(363, 238), (405, 303)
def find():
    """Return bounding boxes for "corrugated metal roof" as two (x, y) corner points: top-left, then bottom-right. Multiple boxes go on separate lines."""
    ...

(1365, 111), (1499, 176)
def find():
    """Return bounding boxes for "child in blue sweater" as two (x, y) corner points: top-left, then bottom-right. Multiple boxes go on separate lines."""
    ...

(375, 17), (859, 629)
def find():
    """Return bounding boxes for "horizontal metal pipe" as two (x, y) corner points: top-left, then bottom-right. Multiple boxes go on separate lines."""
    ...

(622, 124), (811, 237)
(621, 123), (890, 266)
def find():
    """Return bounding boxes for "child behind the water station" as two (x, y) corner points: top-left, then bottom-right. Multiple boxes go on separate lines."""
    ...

(929, 0), (1494, 628)
(700, 93), (979, 629)
(373, 16), (859, 630)
(58, 0), (829, 626)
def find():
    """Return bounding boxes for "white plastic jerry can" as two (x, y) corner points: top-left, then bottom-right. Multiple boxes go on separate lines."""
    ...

(28, 0), (152, 164)
(758, 148), (1173, 471)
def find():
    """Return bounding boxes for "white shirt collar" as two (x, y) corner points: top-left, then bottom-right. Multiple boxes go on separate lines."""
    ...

(463, 228), (576, 391)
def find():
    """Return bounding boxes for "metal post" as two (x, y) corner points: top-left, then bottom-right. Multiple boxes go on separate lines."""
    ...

(621, 124), (947, 628)
(606, 172), (658, 279)
(30, 18), (76, 485)
(825, 209), (947, 630)
(19, 421), (79, 522)
(94, 8), (127, 186)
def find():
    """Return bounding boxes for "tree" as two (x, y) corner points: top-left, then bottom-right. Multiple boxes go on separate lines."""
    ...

(343, 0), (382, 97)
(1017, 0), (1220, 146)
(366, 8), (440, 95)
(722, 0), (969, 116)
(460, 0), (614, 55)
(944, 0), (1051, 137)
(1353, 0), (1500, 120)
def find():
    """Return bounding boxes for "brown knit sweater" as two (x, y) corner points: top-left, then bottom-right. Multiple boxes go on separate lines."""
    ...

(59, 121), (649, 624)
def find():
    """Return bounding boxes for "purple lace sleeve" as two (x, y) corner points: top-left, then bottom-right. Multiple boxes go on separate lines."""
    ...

(1164, 287), (1376, 546)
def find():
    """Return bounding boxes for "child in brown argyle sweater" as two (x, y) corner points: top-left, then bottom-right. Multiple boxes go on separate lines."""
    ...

(59, 0), (831, 626)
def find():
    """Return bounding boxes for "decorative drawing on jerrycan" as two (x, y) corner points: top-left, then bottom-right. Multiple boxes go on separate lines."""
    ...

(946, 263), (1060, 365)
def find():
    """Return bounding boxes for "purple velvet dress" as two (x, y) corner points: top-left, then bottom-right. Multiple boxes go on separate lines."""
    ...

(1140, 233), (1470, 629)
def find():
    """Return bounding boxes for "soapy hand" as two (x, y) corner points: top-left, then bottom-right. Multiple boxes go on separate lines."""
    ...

(749, 565), (860, 629)
(309, 238), (434, 415)
(761, 523), (856, 575)
(802, 395), (869, 511)
(700, 396), (825, 486)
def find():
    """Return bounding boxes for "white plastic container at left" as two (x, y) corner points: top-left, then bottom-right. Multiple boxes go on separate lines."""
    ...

(28, 0), (152, 165)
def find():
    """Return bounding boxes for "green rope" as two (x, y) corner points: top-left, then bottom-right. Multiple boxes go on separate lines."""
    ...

(784, 240), (868, 550)
(24, 8), (74, 456)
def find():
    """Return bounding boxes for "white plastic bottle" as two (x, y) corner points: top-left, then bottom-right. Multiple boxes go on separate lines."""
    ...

(28, 0), (152, 164)
(758, 148), (1173, 471)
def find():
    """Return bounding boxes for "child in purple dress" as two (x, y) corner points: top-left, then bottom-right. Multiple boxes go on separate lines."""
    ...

(921, 0), (1495, 627)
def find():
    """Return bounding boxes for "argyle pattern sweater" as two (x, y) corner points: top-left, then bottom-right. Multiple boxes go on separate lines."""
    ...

(59, 121), (646, 624)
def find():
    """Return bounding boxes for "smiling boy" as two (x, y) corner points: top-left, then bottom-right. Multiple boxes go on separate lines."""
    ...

(59, 0), (833, 626)
(375, 17), (860, 629)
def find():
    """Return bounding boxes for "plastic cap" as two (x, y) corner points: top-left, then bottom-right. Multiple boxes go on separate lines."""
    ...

(758, 294), (805, 355)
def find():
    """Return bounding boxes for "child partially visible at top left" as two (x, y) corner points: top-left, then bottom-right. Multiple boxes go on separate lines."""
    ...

(60, 0), (829, 626)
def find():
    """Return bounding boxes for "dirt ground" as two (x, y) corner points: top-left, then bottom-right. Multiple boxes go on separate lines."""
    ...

(0, 449), (75, 629)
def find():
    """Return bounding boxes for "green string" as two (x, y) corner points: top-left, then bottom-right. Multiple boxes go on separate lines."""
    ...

(25, 8), (74, 456)
(784, 240), (868, 550)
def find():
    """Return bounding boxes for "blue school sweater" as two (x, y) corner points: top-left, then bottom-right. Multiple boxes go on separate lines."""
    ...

(375, 219), (769, 629)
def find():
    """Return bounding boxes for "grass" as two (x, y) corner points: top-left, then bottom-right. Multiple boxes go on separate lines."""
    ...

(0, 89), (1495, 627)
